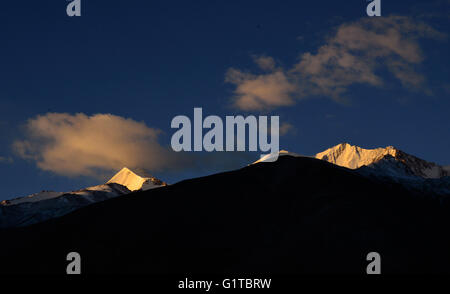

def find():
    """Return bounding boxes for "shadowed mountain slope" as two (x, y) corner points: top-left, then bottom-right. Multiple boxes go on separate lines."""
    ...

(1, 156), (449, 274)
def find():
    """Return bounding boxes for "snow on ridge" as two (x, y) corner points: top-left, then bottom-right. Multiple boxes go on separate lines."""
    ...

(252, 150), (303, 165)
(0, 167), (167, 227)
(107, 167), (166, 191)
(1, 191), (64, 206)
(252, 143), (448, 179)
(314, 143), (398, 169)
(1, 168), (166, 207)
(315, 143), (448, 179)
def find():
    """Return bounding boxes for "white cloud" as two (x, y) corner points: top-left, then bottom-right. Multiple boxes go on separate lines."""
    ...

(226, 69), (298, 110)
(227, 16), (446, 110)
(13, 113), (182, 178)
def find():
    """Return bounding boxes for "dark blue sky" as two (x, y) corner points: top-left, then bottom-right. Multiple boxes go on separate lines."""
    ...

(0, 0), (449, 200)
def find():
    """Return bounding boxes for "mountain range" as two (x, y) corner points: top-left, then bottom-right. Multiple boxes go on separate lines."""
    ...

(0, 167), (166, 228)
(257, 143), (450, 197)
(2, 143), (448, 229)
(0, 143), (449, 274)
(256, 143), (450, 179)
(315, 143), (450, 179)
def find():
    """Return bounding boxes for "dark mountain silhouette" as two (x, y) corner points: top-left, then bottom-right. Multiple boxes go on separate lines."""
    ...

(1, 156), (450, 274)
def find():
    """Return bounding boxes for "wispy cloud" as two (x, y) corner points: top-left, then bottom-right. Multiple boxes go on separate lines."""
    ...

(12, 113), (184, 178)
(226, 69), (298, 110)
(279, 122), (295, 136)
(252, 55), (277, 71)
(227, 16), (447, 111)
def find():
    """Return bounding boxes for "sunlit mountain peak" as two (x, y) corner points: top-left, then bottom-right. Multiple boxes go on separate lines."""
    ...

(107, 167), (166, 191)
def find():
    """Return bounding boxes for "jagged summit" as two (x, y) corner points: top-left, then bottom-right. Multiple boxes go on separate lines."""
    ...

(107, 167), (166, 191)
(1, 167), (167, 227)
(315, 143), (398, 169)
(314, 143), (449, 178)
(253, 143), (449, 179)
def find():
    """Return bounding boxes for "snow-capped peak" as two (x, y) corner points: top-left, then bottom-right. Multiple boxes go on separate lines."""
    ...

(315, 143), (449, 179)
(0, 191), (64, 206)
(0, 167), (167, 228)
(107, 167), (166, 191)
(252, 150), (302, 164)
(315, 143), (398, 169)
(252, 143), (448, 179)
